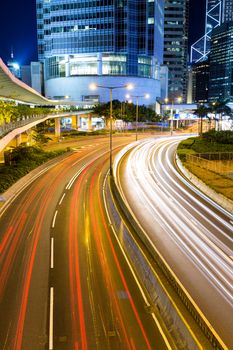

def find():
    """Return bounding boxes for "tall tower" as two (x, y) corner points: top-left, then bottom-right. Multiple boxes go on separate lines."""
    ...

(222, 0), (233, 22)
(163, 0), (189, 101)
(190, 0), (233, 62)
(36, 0), (164, 105)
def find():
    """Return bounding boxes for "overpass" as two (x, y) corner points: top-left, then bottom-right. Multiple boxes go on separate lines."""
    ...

(0, 111), (93, 153)
(0, 58), (94, 152)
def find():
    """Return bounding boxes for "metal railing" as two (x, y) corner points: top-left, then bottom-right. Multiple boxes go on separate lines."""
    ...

(0, 115), (51, 137)
(186, 153), (233, 175)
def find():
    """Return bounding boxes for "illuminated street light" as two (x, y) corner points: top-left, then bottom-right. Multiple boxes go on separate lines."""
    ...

(89, 83), (133, 174)
(126, 94), (150, 141)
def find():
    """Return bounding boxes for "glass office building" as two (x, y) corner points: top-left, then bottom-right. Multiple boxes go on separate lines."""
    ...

(209, 21), (233, 101)
(222, 0), (233, 22)
(36, 0), (164, 104)
(164, 0), (189, 101)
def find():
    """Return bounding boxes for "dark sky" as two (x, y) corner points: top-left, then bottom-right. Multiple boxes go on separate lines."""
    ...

(0, 0), (205, 65)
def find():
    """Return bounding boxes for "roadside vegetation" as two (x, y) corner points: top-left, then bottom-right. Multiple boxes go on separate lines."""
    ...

(93, 99), (162, 123)
(0, 145), (67, 193)
(177, 130), (233, 200)
(0, 100), (54, 125)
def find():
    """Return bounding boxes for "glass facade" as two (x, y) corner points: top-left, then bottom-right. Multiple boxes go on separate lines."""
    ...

(223, 0), (233, 22)
(37, 0), (164, 80)
(164, 0), (189, 101)
(209, 22), (233, 101)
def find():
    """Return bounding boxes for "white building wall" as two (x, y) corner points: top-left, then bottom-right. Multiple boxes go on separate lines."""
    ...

(45, 76), (161, 106)
(31, 62), (44, 94)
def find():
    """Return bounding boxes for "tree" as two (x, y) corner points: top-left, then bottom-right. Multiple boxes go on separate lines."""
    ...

(0, 101), (16, 125)
(194, 104), (209, 135)
(32, 132), (52, 145)
(93, 99), (159, 124)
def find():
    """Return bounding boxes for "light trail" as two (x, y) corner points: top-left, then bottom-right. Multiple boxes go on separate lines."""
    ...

(116, 136), (233, 349)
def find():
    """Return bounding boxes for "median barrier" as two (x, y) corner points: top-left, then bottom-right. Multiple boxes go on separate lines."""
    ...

(109, 149), (227, 350)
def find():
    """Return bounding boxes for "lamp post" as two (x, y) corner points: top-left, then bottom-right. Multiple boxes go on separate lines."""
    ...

(90, 83), (133, 175)
(126, 94), (150, 141)
(165, 96), (182, 136)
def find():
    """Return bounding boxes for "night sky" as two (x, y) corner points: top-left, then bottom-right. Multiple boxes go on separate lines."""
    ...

(0, 0), (205, 65)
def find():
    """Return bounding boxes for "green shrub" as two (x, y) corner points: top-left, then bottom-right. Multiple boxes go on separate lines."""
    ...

(0, 145), (67, 193)
(176, 148), (196, 162)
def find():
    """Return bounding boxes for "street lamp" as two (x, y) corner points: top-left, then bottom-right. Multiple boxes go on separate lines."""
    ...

(126, 94), (150, 141)
(165, 96), (182, 136)
(90, 83), (133, 175)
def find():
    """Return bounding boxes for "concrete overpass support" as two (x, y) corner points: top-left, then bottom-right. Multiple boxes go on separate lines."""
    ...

(15, 134), (22, 147)
(87, 115), (92, 131)
(71, 116), (77, 129)
(55, 118), (61, 138)
(77, 115), (81, 129)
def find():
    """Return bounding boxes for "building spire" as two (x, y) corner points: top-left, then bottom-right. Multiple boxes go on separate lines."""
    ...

(10, 46), (14, 59)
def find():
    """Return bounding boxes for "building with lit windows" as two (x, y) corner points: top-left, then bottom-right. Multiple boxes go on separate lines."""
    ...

(191, 0), (233, 63)
(163, 0), (189, 101)
(36, 0), (164, 105)
(192, 60), (210, 103)
(209, 21), (233, 101)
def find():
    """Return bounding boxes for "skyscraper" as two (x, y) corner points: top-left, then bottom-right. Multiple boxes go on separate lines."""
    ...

(191, 0), (233, 63)
(209, 21), (233, 101)
(163, 0), (189, 101)
(36, 0), (164, 105)
(222, 0), (233, 22)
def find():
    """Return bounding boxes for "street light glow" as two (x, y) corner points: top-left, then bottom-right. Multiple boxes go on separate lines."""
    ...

(89, 83), (97, 90)
(89, 82), (134, 174)
(125, 93), (150, 141)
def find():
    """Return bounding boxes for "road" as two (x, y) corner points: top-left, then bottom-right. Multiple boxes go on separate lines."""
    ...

(115, 136), (233, 349)
(0, 135), (169, 350)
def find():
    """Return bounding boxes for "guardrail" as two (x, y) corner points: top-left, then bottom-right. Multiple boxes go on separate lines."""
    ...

(186, 153), (233, 175)
(111, 144), (227, 350)
(0, 110), (93, 138)
(0, 115), (51, 137)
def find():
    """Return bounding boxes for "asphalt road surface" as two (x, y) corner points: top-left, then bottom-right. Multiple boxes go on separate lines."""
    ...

(115, 136), (233, 349)
(0, 135), (169, 350)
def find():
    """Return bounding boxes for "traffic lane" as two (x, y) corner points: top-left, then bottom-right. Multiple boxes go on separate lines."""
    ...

(96, 159), (170, 350)
(91, 157), (168, 350)
(126, 138), (233, 283)
(0, 138), (130, 349)
(118, 140), (233, 349)
(155, 139), (233, 246)
(52, 148), (168, 350)
(0, 162), (69, 350)
(0, 153), (90, 350)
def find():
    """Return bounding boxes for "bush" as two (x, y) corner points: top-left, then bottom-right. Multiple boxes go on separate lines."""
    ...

(202, 130), (233, 144)
(178, 134), (233, 159)
(176, 148), (196, 162)
(0, 145), (67, 193)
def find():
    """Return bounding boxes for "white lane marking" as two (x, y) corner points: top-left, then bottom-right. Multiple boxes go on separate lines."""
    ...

(102, 173), (173, 350)
(49, 287), (54, 350)
(230, 220), (233, 226)
(52, 210), (58, 228)
(51, 238), (54, 269)
(66, 164), (87, 188)
(59, 193), (66, 205)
